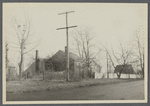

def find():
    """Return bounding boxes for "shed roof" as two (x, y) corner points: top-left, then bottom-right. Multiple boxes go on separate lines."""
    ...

(114, 65), (135, 74)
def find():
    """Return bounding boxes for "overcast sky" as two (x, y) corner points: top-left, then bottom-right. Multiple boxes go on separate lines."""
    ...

(3, 3), (147, 72)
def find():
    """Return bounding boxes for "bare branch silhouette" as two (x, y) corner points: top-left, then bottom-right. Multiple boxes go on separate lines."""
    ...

(10, 15), (39, 80)
(100, 42), (133, 78)
(71, 26), (96, 78)
(23, 43), (39, 55)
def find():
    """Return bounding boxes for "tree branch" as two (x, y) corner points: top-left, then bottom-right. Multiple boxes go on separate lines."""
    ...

(23, 43), (39, 55)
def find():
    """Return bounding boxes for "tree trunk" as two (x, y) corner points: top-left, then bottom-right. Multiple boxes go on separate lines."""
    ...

(19, 54), (23, 80)
(19, 39), (24, 80)
(142, 67), (144, 78)
(117, 72), (121, 79)
(82, 68), (84, 79)
(117, 75), (120, 78)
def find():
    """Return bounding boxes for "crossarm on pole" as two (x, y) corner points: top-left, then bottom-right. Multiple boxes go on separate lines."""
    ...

(58, 11), (74, 15)
(57, 26), (77, 30)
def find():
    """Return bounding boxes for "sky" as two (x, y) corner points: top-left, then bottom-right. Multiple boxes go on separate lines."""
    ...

(3, 3), (147, 73)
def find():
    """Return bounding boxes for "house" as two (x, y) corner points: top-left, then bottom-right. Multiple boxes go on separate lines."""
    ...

(45, 46), (83, 72)
(114, 64), (135, 78)
(45, 50), (82, 71)
(23, 58), (45, 78)
(24, 47), (101, 80)
(45, 47), (101, 79)
(43, 49), (84, 80)
(6, 62), (18, 81)
(114, 65), (135, 74)
(90, 60), (101, 73)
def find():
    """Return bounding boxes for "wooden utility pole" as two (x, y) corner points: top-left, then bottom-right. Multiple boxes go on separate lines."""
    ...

(106, 52), (109, 79)
(42, 61), (45, 81)
(35, 50), (39, 74)
(57, 11), (77, 81)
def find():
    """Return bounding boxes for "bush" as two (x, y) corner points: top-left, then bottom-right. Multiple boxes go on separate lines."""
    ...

(6, 75), (19, 81)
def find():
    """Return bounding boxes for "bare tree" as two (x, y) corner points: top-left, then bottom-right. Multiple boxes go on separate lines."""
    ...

(10, 16), (39, 80)
(135, 36), (144, 78)
(5, 41), (9, 72)
(112, 43), (133, 78)
(71, 26), (95, 78)
(101, 43), (133, 78)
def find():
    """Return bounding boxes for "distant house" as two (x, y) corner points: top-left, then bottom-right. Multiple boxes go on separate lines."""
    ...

(6, 62), (17, 81)
(114, 65), (135, 74)
(113, 64), (136, 78)
(24, 58), (45, 78)
(90, 60), (102, 73)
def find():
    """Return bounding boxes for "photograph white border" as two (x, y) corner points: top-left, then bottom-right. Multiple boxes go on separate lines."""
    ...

(2, 3), (148, 104)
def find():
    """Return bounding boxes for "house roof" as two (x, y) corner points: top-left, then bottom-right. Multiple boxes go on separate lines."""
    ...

(69, 51), (82, 61)
(46, 50), (82, 63)
(114, 65), (135, 74)
(38, 58), (47, 63)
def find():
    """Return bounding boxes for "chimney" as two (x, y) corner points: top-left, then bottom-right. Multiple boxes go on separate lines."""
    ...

(65, 46), (67, 67)
(35, 50), (39, 73)
(65, 46), (67, 56)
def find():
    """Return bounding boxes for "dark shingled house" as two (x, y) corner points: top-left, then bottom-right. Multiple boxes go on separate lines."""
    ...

(114, 64), (135, 74)
(45, 50), (83, 72)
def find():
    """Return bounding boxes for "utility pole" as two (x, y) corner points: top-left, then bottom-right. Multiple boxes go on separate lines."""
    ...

(57, 11), (77, 81)
(106, 52), (109, 79)
(35, 50), (39, 74)
(42, 60), (45, 81)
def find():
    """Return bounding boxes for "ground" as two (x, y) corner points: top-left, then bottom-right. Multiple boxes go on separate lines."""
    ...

(6, 78), (142, 93)
(6, 80), (144, 101)
(6, 78), (144, 101)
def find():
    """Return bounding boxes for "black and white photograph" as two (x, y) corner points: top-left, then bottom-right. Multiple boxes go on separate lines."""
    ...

(3, 3), (148, 104)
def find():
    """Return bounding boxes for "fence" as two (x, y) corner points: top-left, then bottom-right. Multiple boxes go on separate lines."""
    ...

(95, 72), (143, 79)
(44, 70), (84, 81)
(6, 74), (19, 81)
(20, 65), (95, 81)
(44, 71), (66, 81)
(43, 66), (95, 81)
(41, 67), (94, 81)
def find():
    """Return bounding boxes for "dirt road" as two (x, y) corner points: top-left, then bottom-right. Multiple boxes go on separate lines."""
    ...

(6, 80), (144, 101)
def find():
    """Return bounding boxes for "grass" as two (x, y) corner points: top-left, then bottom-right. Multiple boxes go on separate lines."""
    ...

(6, 78), (143, 93)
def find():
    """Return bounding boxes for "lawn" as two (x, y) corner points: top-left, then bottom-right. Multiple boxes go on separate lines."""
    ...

(6, 78), (143, 93)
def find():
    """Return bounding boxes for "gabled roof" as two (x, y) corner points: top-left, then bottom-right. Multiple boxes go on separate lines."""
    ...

(69, 51), (82, 61)
(45, 50), (83, 63)
(52, 50), (65, 62)
(38, 58), (46, 63)
(114, 65), (135, 74)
